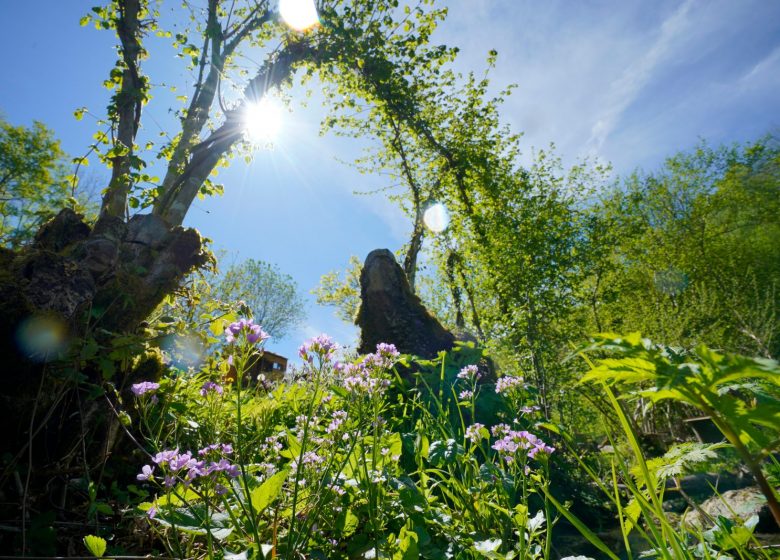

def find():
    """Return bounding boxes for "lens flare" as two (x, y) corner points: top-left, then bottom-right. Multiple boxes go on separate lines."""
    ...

(16, 315), (68, 362)
(244, 97), (283, 143)
(654, 269), (688, 296)
(423, 202), (450, 233)
(279, 0), (319, 31)
(161, 333), (205, 369)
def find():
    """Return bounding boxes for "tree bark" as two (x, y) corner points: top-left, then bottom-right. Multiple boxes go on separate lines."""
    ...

(0, 208), (207, 540)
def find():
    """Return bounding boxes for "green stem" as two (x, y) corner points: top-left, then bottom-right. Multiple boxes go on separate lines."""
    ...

(234, 348), (264, 554)
(602, 383), (684, 558)
(287, 357), (322, 556)
(703, 408), (780, 529)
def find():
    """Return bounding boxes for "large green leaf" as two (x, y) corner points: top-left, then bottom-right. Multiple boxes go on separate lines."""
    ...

(394, 525), (420, 560)
(152, 506), (233, 540)
(83, 535), (106, 558)
(335, 508), (359, 537)
(428, 439), (464, 466)
(250, 469), (289, 514)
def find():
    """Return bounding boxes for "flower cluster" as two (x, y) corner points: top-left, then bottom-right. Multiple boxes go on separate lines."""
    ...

(198, 443), (233, 456)
(290, 450), (325, 471)
(457, 364), (481, 380)
(491, 429), (555, 464)
(200, 380), (224, 397)
(465, 423), (485, 442)
(335, 342), (400, 396)
(131, 381), (160, 396)
(326, 410), (348, 434)
(138, 446), (240, 488)
(340, 361), (391, 395)
(495, 375), (524, 394)
(298, 334), (338, 363)
(360, 342), (400, 369)
(259, 434), (284, 455)
(225, 318), (269, 345)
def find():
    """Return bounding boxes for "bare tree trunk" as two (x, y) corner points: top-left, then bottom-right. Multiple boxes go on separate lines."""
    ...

(403, 204), (425, 293)
(445, 251), (465, 329)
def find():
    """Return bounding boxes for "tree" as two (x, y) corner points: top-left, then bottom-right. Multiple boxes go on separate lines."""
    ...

(584, 137), (780, 358)
(0, 117), (70, 248)
(215, 259), (305, 341)
(313, 254), (362, 323)
(0, 0), (457, 359)
(324, 50), (610, 416)
(0, 0), (475, 532)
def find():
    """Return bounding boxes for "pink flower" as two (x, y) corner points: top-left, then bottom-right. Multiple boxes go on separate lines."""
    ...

(225, 319), (269, 345)
(152, 449), (178, 465)
(495, 376), (524, 394)
(131, 381), (160, 396)
(136, 464), (154, 481)
(200, 381), (224, 397)
(299, 334), (338, 363)
(457, 365), (480, 380)
(465, 423), (485, 442)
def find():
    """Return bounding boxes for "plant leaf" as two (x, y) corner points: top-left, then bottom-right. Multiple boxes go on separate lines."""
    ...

(83, 535), (106, 558)
(250, 469), (288, 514)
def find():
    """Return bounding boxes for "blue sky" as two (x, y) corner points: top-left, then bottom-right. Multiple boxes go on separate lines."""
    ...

(1, 1), (779, 362)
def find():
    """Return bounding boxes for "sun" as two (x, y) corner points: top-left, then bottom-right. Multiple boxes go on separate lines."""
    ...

(423, 202), (450, 233)
(244, 97), (283, 143)
(279, 0), (319, 31)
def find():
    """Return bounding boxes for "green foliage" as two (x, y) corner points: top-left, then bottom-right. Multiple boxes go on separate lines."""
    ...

(552, 334), (780, 558)
(249, 469), (288, 514)
(83, 534), (107, 558)
(120, 324), (562, 559)
(0, 116), (76, 247)
(313, 255), (362, 323)
(214, 258), (306, 341)
(583, 138), (780, 358)
(580, 333), (780, 460)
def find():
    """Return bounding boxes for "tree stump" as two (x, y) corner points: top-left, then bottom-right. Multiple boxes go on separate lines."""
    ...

(356, 248), (455, 358)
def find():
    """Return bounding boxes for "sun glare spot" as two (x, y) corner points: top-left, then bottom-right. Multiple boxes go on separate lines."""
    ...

(244, 97), (283, 143)
(423, 202), (449, 233)
(279, 0), (319, 31)
(16, 315), (68, 362)
(161, 332), (205, 369)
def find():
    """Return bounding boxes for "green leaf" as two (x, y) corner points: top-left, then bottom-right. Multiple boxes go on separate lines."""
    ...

(83, 535), (106, 558)
(336, 508), (359, 537)
(473, 538), (503, 559)
(394, 525), (419, 560)
(250, 469), (288, 514)
(427, 439), (464, 466)
(151, 506), (233, 540)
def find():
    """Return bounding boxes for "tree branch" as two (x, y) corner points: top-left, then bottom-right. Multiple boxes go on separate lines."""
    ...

(156, 3), (273, 215)
(99, 0), (146, 220)
(155, 41), (316, 226)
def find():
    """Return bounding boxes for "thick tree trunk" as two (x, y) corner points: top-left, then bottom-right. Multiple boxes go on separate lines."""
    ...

(0, 208), (206, 547)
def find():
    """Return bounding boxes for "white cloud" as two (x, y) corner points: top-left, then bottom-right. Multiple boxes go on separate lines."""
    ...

(739, 45), (780, 88)
(584, 0), (694, 157)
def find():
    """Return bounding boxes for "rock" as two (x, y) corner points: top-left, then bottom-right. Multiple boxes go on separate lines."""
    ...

(356, 249), (455, 358)
(682, 487), (778, 533)
(663, 472), (755, 514)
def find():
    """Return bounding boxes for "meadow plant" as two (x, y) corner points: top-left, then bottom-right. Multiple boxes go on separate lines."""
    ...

(129, 327), (739, 559)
